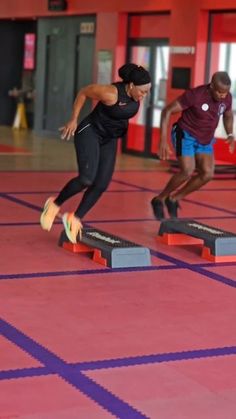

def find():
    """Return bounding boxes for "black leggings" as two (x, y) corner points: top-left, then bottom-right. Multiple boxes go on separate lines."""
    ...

(54, 124), (118, 219)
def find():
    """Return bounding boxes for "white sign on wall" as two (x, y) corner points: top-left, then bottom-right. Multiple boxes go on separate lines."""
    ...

(80, 22), (95, 34)
(170, 46), (195, 55)
(97, 50), (113, 84)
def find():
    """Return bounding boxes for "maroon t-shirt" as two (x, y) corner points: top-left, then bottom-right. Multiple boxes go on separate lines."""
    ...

(177, 84), (232, 144)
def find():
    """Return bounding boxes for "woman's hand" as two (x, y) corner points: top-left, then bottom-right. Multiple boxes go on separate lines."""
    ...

(59, 119), (77, 141)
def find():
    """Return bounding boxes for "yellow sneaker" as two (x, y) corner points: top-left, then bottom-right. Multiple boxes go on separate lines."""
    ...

(62, 212), (83, 244)
(40, 197), (60, 231)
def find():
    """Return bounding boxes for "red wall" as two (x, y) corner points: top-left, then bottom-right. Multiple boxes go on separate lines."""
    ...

(166, 4), (210, 98)
(0, 0), (170, 18)
(129, 14), (170, 39)
(1, 0), (235, 17)
(95, 13), (128, 83)
(200, 0), (236, 8)
(211, 13), (236, 42)
(1, 0), (236, 163)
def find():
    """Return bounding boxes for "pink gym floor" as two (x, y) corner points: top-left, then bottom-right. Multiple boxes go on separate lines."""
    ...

(1, 163), (236, 418)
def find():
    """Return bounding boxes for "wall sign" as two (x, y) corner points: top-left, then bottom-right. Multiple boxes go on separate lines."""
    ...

(170, 46), (195, 55)
(97, 50), (113, 84)
(23, 33), (36, 70)
(80, 22), (95, 34)
(48, 0), (67, 11)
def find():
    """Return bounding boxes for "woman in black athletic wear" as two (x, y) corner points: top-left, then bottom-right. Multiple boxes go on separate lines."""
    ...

(40, 63), (151, 243)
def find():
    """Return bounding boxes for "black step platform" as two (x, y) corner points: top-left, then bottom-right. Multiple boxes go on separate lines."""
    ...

(158, 219), (236, 261)
(59, 227), (151, 268)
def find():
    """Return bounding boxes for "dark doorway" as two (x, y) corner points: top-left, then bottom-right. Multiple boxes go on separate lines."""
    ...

(0, 20), (36, 127)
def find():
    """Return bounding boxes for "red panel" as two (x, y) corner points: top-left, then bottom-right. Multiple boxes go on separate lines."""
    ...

(211, 13), (236, 42)
(209, 12), (236, 164)
(202, 0), (236, 8)
(126, 123), (145, 152)
(193, 10), (209, 86)
(166, 0), (200, 103)
(214, 139), (236, 164)
(114, 13), (128, 79)
(129, 14), (170, 39)
(0, 1), (235, 20)
(151, 127), (161, 154)
(0, 0), (170, 18)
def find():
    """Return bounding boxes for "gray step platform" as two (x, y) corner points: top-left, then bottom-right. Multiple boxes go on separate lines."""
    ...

(59, 227), (151, 268)
(159, 219), (236, 257)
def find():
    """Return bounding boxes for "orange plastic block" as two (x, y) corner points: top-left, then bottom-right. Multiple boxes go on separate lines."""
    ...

(62, 242), (92, 253)
(62, 241), (108, 266)
(93, 249), (108, 266)
(159, 233), (203, 246)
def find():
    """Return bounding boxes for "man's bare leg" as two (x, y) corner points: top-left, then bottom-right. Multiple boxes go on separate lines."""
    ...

(158, 156), (195, 200)
(171, 153), (214, 201)
(151, 156), (195, 219)
(151, 154), (214, 219)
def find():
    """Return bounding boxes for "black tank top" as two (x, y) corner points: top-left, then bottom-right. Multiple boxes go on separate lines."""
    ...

(81, 82), (140, 139)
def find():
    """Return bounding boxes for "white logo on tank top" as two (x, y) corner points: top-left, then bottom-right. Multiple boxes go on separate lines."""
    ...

(201, 103), (209, 111)
(118, 102), (127, 106)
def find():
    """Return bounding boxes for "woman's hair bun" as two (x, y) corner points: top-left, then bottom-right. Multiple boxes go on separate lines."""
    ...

(118, 63), (151, 85)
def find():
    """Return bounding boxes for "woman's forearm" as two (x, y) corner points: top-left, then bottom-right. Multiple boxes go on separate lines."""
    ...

(70, 90), (87, 121)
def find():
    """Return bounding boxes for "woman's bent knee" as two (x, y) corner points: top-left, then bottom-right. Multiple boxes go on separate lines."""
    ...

(79, 175), (94, 188)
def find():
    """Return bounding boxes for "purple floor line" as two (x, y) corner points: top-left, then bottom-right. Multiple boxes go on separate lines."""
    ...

(112, 178), (236, 216)
(1, 187), (236, 195)
(0, 265), (182, 282)
(0, 215), (236, 228)
(113, 178), (236, 216)
(0, 366), (48, 381)
(0, 203), (235, 287)
(1, 188), (236, 289)
(0, 193), (42, 212)
(1, 258), (235, 289)
(74, 346), (236, 371)
(184, 197), (236, 216)
(1, 341), (236, 381)
(0, 318), (147, 418)
(1, 178), (236, 217)
(191, 265), (236, 288)
(0, 189), (140, 195)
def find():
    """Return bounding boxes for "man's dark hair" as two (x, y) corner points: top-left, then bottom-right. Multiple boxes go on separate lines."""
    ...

(211, 71), (231, 86)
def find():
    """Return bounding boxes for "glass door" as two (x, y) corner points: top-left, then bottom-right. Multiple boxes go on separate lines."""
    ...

(151, 45), (170, 155)
(207, 12), (236, 163)
(124, 40), (169, 157)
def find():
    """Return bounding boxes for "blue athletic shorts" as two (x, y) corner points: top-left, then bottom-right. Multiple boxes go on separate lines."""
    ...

(171, 124), (215, 157)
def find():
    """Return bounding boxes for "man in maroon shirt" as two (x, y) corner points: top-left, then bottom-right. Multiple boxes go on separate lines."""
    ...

(151, 71), (235, 219)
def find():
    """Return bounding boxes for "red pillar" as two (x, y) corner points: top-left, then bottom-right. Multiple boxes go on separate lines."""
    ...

(95, 12), (128, 83)
(167, 0), (209, 104)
